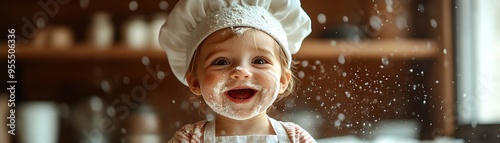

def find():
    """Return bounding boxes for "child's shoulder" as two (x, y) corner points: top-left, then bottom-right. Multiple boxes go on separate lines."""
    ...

(275, 120), (317, 143)
(179, 120), (208, 131)
(276, 120), (305, 132)
(168, 120), (208, 143)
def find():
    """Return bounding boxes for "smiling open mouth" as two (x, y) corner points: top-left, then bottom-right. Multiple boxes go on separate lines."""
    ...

(226, 89), (256, 103)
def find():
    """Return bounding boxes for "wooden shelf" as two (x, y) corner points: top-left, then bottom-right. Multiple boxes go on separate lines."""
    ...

(296, 38), (438, 59)
(14, 45), (167, 61)
(5, 38), (438, 61)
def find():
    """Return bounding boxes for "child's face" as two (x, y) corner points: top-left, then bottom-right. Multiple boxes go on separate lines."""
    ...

(187, 28), (290, 120)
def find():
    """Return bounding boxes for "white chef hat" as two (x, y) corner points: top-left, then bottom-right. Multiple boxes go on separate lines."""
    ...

(159, 0), (312, 86)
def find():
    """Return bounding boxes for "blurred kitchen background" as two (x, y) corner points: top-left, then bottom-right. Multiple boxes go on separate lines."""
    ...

(0, 0), (499, 143)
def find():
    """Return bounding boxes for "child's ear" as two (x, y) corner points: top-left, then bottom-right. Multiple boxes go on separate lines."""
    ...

(279, 70), (291, 94)
(186, 72), (202, 96)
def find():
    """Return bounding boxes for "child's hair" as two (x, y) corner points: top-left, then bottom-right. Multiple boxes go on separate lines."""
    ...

(185, 27), (298, 115)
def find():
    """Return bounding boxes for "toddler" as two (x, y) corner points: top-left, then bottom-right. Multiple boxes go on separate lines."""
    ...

(159, 0), (314, 142)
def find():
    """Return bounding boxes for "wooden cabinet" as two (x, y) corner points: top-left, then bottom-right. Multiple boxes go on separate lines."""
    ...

(1, 0), (454, 142)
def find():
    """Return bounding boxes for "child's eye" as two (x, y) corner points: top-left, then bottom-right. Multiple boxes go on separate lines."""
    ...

(212, 58), (230, 65)
(252, 57), (268, 64)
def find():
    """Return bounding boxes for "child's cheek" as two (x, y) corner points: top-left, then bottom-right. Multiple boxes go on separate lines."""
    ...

(200, 73), (226, 102)
(261, 70), (281, 100)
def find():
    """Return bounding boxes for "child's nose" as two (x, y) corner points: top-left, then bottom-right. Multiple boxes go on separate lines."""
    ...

(231, 66), (252, 79)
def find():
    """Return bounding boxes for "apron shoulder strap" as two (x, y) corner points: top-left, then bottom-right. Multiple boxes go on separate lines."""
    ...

(203, 121), (215, 143)
(268, 117), (292, 143)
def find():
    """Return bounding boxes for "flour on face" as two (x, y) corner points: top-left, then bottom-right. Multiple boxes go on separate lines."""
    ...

(201, 73), (280, 120)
